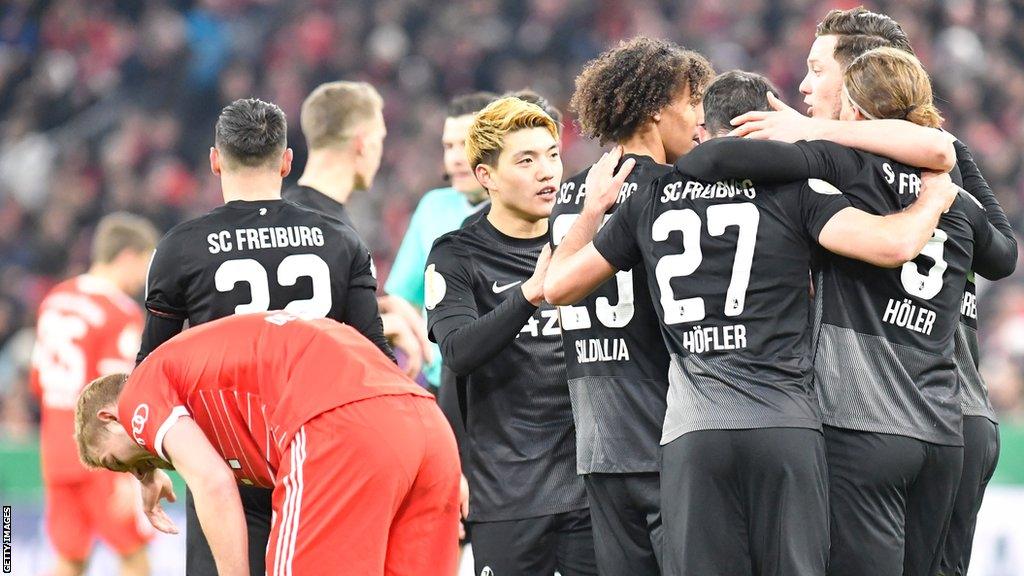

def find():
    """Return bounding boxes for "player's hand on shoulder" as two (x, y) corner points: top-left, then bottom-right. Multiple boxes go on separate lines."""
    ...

(521, 244), (552, 306)
(729, 92), (819, 142)
(139, 469), (179, 534)
(583, 146), (636, 216)
(920, 170), (957, 212)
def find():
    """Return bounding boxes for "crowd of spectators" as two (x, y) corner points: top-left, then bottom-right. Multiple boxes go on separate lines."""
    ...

(1, 0), (1023, 438)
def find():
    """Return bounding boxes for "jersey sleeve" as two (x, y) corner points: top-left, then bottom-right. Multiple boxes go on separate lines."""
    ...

(794, 140), (869, 189)
(384, 199), (429, 308)
(956, 190), (1017, 281)
(425, 235), (478, 339)
(143, 234), (189, 320)
(674, 137), (813, 182)
(118, 358), (190, 461)
(592, 187), (647, 271)
(798, 180), (855, 241)
(337, 231), (395, 361)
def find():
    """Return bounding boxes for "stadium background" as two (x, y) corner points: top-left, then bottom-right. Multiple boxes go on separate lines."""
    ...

(0, 0), (1022, 573)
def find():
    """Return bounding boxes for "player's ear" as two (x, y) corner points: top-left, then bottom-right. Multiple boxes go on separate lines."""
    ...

(210, 147), (222, 176)
(280, 148), (293, 178)
(97, 406), (119, 423)
(474, 164), (494, 192)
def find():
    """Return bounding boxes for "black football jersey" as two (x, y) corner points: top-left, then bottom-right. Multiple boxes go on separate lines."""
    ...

(594, 170), (850, 445)
(283, 184), (355, 229)
(550, 155), (672, 474)
(425, 217), (586, 522)
(796, 141), (979, 446)
(955, 274), (997, 423)
(145, 199), (379, 330)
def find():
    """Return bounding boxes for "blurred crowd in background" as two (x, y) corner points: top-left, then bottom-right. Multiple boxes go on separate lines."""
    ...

(1, 0), (1023, 439)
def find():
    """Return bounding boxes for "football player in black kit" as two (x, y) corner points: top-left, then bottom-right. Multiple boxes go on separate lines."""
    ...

(425, 97), (597, 576)
(676, 51), (1015, 576)
(722, 9), (1019, 574)
(546, 71), (961, 576)
(137, 98), (393, 576)
(550, 37), (712, 575)
(284, 80), (432, 378)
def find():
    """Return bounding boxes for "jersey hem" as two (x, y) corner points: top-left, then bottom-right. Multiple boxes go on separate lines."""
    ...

(660, 416), (822, 445)
(467, 498), (589, 523)
(820, 415), (964, 447)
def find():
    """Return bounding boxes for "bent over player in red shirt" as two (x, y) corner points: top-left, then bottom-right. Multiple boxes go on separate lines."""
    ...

(73, 312), (461, 576)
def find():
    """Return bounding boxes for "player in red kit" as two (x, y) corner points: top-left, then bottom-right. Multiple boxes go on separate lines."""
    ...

(74, 312), (461, 576)
(30, 213), (159, 576)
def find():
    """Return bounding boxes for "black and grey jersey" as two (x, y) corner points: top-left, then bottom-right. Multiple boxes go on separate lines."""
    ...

(594, 169), (850, 445)
(956, 276), (996, 423)
(283, 184), (355, 229)
(797, 141), (980, 446)
(425, 217), (586, 522)
(551, 155), (672, 474)
(142, 199), (391, 356)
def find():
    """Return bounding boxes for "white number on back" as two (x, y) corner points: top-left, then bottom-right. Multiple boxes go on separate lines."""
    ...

(214, 254), (333, 318)
(32, 310), (88, 409)
(551, 213), (635, 330)
(900, 229), (948, 300)
(652, 203), (760, 324)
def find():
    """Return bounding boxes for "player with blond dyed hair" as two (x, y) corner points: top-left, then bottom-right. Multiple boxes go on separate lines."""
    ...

(424, 97), (598, 575)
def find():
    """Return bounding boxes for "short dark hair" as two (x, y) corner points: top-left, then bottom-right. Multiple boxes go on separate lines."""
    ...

(571, 37), (714, 145)
(816, 7), (914, 67)
(447, 92), (499, 118)
(214, 98), (288, 169)
(503, 89), (563, 133)
(703, 71), (781, 137)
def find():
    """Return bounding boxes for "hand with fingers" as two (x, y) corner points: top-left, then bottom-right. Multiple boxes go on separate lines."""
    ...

(728, 92), (821, 142)
(582, 146), (637, 217)
(139, 469), (179, 534)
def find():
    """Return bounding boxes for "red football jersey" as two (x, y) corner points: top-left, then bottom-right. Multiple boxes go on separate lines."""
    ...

(31, 275), (143, 483)
(119, 312), (431, 487)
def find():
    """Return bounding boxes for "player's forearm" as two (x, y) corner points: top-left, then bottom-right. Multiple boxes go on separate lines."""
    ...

(878, 186), (955, 264)
(675, 137), (811, 182)
(545, 243), (617, 305)
(433, 291), (537, 376)
(546, 210), (613, 305)
(954, 139), (1018, 253)
(816, 120), (955, 172)
(191, 475), (249, 576)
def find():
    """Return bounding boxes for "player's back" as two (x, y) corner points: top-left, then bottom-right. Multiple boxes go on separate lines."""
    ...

(145, 199), (373, 326)
(551, 155), (672, 473)
(126, 312), (429, 486)
(31, 275), (142, 482)
(809, 151), (978, 446)
(596, 170), (851, 446)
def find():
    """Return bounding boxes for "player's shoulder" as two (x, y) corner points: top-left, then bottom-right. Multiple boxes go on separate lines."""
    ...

(429, 224), (476, 260)
(75, 275), (142, 318)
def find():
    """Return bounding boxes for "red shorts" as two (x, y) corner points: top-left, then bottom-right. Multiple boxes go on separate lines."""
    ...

(45, 470), (153, 561)
(265, 394), (461, 576)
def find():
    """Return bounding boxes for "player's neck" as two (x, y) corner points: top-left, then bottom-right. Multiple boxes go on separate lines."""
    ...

(220, 172), (283, 202)
(298, 150), (357, 205)
(620, 128), (666, 164)
(487, 202), (547, 239)
(86, 264), (128, 295)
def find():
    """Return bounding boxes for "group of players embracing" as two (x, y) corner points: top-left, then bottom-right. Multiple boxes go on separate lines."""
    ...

(59, 5), (1016, 576)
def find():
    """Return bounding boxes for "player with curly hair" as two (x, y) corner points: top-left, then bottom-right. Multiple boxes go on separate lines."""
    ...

(550, 37), (713, 575)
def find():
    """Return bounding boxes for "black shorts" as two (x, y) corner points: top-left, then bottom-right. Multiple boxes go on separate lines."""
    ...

(584, 472), (662, 575)
(661, 427), (829, 576)
(185, 485), (271, 576)
(939, 416), (999, 576)
(824, 425), (963, 576)
(470, 508), (597, 576)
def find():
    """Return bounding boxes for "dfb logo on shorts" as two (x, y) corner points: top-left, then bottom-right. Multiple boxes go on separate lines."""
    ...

(131, 404), (149, 445)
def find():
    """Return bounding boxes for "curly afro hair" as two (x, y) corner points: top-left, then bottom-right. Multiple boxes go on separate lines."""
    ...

(570, 37), (714, 145)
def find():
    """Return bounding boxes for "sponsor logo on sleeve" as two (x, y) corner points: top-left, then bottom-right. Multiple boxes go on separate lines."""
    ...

(131, 404), (150, 446)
